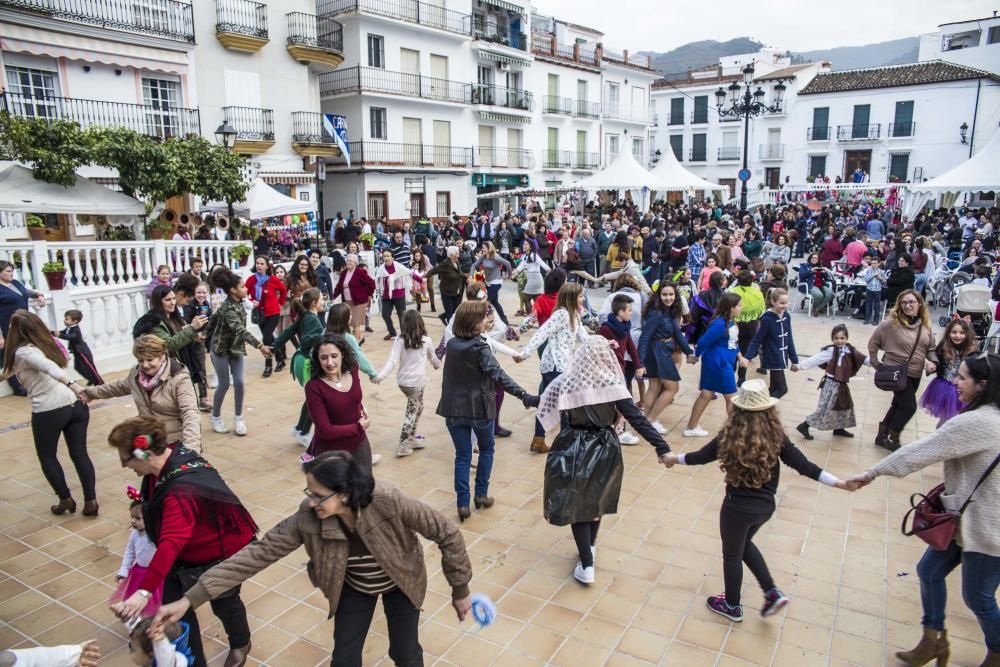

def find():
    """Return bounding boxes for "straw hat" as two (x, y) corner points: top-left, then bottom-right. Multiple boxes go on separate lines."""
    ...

(731, 379), (779, 412)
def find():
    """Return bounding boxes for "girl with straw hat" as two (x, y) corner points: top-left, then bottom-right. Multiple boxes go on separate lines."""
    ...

(661, 379), (856, 623)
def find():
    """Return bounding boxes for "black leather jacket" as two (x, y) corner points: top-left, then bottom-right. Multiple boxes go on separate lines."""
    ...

(436, 336), (528, 419)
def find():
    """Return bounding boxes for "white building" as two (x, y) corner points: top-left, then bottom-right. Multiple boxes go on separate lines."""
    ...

(918, 12), (1000, 73)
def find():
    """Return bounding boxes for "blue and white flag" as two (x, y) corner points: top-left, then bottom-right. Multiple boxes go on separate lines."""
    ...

(323, 114), (350, 167)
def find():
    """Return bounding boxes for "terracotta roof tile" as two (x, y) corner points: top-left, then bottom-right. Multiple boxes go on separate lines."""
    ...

(799, 60), (998, 94)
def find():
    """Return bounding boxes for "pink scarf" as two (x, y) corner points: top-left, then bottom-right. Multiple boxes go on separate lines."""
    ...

(137, 360), (167, 392)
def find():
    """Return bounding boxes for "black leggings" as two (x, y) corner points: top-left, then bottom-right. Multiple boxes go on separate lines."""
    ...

(381, 297), (406, 336)
(571, 519), (601, 568)
(720, 503), (775, 606)
(768, 370), (788, 399)
(332, 584), (422, 667)
(163, 565), (250, 663)
(441, 292), (462, 323)
(296, 401), (312, 434)
(884, 375), (921, 432)
(258, 314), (284, 365)
(31, 401), (95, 501)
(736, 321), (759, 385)
(486, 283), (508, 325)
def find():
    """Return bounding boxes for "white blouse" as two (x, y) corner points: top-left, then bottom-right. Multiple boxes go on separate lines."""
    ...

(520, 308), (591, 373)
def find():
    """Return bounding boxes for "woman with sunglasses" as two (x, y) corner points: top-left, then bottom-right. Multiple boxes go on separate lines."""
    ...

(151, 451), (473, 667)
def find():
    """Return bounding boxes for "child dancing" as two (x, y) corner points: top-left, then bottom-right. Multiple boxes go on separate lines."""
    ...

(919, 318), (978, 426)
(795, 324), (869, 440)
(111, 488), (161, 616)
(57, 309), (103, 386)
(744, 288), (798, 399)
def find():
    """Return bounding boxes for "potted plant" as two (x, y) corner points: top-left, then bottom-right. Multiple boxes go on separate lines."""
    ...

(231, 244), (252, 267)
(146, 218), (173, 240)
(42, 260), (67, 290)
(26, 214), (46, 241)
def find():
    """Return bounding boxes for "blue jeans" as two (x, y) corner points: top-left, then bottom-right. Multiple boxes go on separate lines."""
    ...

(864, 289), (882, 324)
(445, 417), (495, 508)
(914, 272), (928, 295)
(917, 541), (1000, 651)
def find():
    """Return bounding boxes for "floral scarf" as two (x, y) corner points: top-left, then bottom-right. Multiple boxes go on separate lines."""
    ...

(537, 337), (632, 432)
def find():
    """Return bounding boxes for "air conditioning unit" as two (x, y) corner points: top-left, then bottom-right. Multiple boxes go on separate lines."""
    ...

(498, 62), (510, 71)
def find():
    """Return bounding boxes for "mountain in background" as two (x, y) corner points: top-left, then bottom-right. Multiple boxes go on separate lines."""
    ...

(641, 36), (920, 79)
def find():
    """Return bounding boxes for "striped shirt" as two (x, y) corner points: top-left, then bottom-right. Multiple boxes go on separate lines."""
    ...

(342, 522), (396, 595)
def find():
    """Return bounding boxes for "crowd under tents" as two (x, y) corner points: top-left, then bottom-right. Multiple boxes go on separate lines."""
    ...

(202, 178), (316, 219)
(903, 129), (1000, 218)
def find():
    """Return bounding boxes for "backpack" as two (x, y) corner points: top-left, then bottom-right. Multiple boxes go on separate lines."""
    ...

(459, 249), (474, 273)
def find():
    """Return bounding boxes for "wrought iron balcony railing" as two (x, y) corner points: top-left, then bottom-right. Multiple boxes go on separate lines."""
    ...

(317, 0), (471, 36)
(473, 146), (535, 170)
(574, 100), (600, 119)
(889, 122), (916, 138)
(717, 146), (740, 161)
(291, 111), (334, 145)
(758, 143), (784, 160)
(319, 66), (470, 104)
(287, 12), (343, 51)
(836, 123), (881, 141)
(326, 141), (473, 168)
(471, 84), (533, 111)
(216, 0), (267, 38)
(223, 105), (274, 141)
(1, 91), (200, 139)
(690, 110), (709, 124)
(688, 148), (707, 162)
(542, 150), (571, 169)
(473, 21), (526, 50)
(542, 96), (572, 115)
(0, 0), (195, 42)
(573, 152), (599, 170)
(807, 126), (831, 141)
(667, 112), (684, 125)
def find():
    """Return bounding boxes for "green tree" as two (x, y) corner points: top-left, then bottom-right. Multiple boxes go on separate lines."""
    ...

(0, 114), (92, 186)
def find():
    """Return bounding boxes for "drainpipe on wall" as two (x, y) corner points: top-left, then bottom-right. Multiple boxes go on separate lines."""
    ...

(968, 77), (981, 159)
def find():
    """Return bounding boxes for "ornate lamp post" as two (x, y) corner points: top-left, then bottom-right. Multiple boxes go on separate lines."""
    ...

(214, 121), (238, 220)
(715, 64), (785, 216)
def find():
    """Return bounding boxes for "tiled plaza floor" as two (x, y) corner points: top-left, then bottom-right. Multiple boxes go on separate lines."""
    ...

(0, 286), (985, 666)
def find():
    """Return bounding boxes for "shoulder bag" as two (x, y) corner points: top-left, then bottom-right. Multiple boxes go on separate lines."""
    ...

(873, 322), (923, 392)
(901, 453), (1000, 551)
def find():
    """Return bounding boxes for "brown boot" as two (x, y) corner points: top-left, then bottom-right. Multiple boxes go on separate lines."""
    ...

(530, 437), (549, 454)
(980, 649), (1000, 667)
(895, 628), (949, 666)
(874, 421), (890, 449)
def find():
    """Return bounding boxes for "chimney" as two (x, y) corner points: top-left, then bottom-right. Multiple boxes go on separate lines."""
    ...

(623, 49), (629, 64)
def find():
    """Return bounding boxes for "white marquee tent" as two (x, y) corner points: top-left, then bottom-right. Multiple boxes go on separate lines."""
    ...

(202, 178), (315, 219)
(570, 149), (673, 191)
(649, 148), (730, 196)
(903, 129), (1000, 217)
(0, 161), (145, 215)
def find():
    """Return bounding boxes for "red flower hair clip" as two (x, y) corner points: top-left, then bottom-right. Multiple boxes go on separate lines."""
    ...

(126, 485), (142, 502)
(132, 434), (152, 461)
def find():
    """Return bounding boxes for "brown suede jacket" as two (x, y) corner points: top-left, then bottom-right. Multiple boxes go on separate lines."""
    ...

(185, 482), (472, 617)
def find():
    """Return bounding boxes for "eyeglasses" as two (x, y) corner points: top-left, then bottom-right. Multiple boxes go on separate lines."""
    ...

(303, 488), (338, 505)
(900, 300), (920, 306)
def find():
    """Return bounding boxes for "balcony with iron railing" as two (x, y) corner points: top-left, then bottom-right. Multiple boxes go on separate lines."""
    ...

(530, 33), (600, 69)
(0, 0), (196, 42)
(471, 84), (533, 111)
(758, 143), (784, 160)
(473, 18), (526, 51)
(286, 12), (344, 71)
(1, 91), (200, 139)
(317, 0), (471, 36)
(889, 122), (916, 138)
(717, 146), (740, 161)
(688, 148), (706, 162)
(667, 112), (684, 126)
(690, 110), (709, 124)
(473, 147), (535, 170)
(291, 111), (340, 157)
(574, 100), (600, 119)
(542, 96), (572, 115)
(222, 105), (274, 153)
(719, 114), (740, 123)
(604, 104), (653, 124)
(216, 0), (268, 51)
(542, 150), (571, 169)
(836, 123), (881, 141)
(320, 66), (470, 104)
(807, 126), (831, 141)
(573, 152), (599, 170)
(326, 141), (473, 168)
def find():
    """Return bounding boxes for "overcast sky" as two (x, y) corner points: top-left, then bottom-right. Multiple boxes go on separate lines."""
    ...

(531, 0), (997, 53)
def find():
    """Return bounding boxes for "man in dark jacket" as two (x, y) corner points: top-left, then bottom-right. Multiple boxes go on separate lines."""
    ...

(309, 250), (334, 325)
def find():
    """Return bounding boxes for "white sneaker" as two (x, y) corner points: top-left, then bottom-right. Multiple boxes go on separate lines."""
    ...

(209, 376), (218, 389)
(405, 435), (426, 449)
(618, 431), (640, 445)
(651, 420), (667, 434)
(573, 562), (595, 585)
(292, 429), (311, 447)
(371, 454), (382, 466)
(396, 444), (414, 458)
(210, 416), (229, 434)
(683, 426), (710, 437)
(233, 416), (247, 436)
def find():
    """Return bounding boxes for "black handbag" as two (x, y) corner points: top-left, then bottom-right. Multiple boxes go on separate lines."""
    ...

(874, 323), (922, 392)
(250, 307), (263, 326)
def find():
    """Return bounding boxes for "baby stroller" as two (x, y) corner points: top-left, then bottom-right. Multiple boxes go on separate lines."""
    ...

(943, 284), (994, 345)
(926, 259), (962, 309)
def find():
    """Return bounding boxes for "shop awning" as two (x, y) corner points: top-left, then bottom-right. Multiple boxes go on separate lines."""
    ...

(259, 171), (315, 185)
(477, 50), (531, 67)
(478, 110), (531, 124)
(483, 0), (525, 13)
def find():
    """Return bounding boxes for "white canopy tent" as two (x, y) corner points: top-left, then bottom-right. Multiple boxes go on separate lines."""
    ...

(202, 178), (315, 219)
(0, 161), (145, 215)
(648, 148), (729, 197)
(903, 130), (1000, 218)
(570, 149), (673, 191)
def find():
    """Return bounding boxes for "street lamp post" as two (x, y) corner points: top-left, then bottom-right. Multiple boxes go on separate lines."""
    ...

(214, 120), (238, 221)
(715, 64), (785, 218)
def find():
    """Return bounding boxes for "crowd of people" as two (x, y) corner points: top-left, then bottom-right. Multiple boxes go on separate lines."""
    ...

(1, 196), (998, 667)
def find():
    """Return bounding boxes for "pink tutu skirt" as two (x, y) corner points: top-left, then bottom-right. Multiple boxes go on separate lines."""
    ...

(109, 565), (162, 616)
(919, 377), (964, 423)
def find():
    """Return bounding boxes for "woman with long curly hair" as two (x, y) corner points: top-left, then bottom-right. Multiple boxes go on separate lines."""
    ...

(662, 380), (853, 623)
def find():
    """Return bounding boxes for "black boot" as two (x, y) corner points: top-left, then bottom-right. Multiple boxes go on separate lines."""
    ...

(887, 429), (902, 451)
(796, 421), (814, 440)
(262, 359), (273, 378)
(832, 428), (854, 438)
(874, 422), (890, 449)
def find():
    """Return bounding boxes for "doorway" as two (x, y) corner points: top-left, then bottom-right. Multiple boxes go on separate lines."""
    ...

(367, 192), (387, 221)
(765, 167), (781, 189)
(843, 150), (871, 180)
(409, 193), (425, 218)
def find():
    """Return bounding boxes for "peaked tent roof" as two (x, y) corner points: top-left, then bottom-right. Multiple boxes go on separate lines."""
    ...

(570, 149), (672, 190)
(0, 162), (145, 215)
(908, 130), (1000, 194)
(202, 178), (316, 219)
(649, 148), (730, 194)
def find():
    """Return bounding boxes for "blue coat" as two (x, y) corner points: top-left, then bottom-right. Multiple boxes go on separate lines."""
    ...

(0, 279), (35, 336)
(637, 310), (693, 380)
(745, 310), (799, 370)
(695, 317), (738, 394)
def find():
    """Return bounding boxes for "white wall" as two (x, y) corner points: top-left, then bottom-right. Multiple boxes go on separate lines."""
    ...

(918, 17), (1000, 73)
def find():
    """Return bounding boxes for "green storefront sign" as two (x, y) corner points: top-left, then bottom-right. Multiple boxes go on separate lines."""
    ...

(471, 174), (529, 187)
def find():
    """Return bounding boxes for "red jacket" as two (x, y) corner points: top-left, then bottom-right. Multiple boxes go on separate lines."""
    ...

(599, 322), (642, 371)
(333, 267), (376, 304)
(245, 274), (287, 317)
(533, 292), (558, 325)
